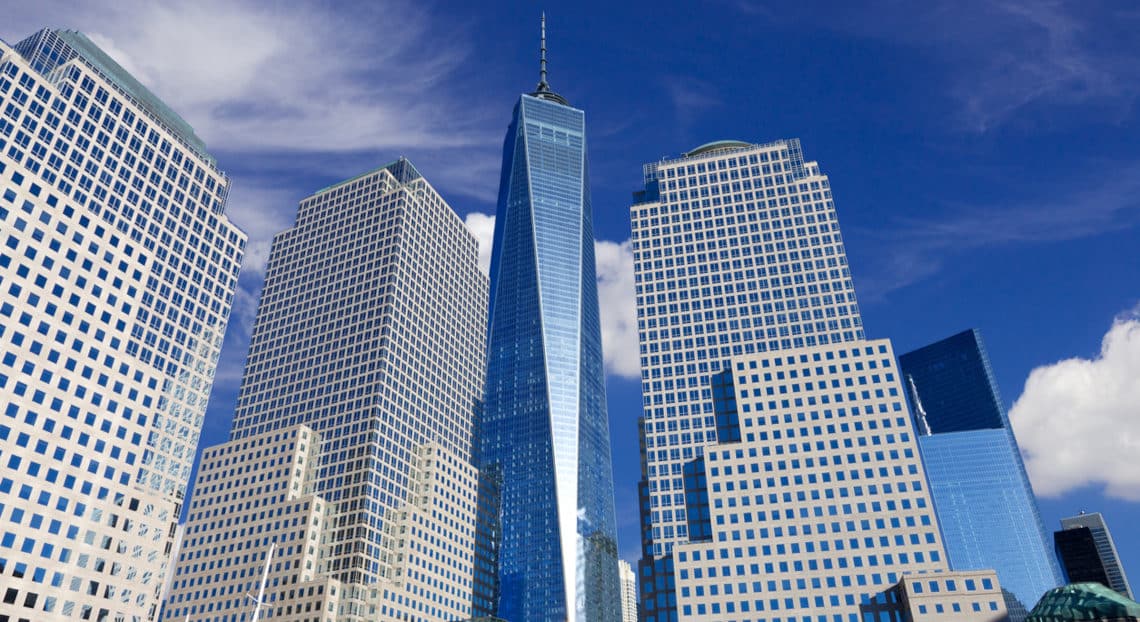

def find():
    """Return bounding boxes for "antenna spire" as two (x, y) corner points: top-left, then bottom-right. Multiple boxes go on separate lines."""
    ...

(538, 12), (549, 92)
(529, 12), (569, 105)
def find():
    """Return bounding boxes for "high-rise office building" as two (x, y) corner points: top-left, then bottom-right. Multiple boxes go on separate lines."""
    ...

(167, 158), (489, 621)
(1054, 526), (1111, 588)
(630, 140), (1006, 622)
(671, 339), (1006, 621)
(620, 560), (638, 622)
(1058, 512), (1133, 599)
(899, 329), (1008, 434)
(632, 139), (863, 621)
(477, 17), (620, 622)
(899, 329), (1062, 620)
(0, 29), (244, 621)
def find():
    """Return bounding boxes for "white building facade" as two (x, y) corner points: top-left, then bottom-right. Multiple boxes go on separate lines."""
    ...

(672, 340), (1007, 621)
(167, 158), (488, 621)
(620, 560), (638, 622)
(632, 139), (863, 558)
(0, 29), (244, 622)
(632, 140), (862, 620)
(631, 140), (1006, 622)
(162, 425), (341, 622)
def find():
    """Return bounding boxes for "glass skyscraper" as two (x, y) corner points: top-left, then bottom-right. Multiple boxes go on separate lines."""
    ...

(0, 30), (244, 621)
(1054, 526), (1112, 588)
(1058, 512), (1134, 600)
(900, 329), (1063, 620)
(477, 19), (620, 622)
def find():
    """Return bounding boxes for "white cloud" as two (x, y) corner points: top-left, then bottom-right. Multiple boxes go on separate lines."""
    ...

(3, 0), (506, 222)
(595, 239), (640, 380)
(4, 0), (498, 154)
(463, 212), (496, 276)
(1009, 308), (1140, 500)
(223, 182), (305, 274)
(463, 214), (641, 381)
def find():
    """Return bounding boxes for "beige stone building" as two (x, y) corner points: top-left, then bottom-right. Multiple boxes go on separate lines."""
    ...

(0, 29), (244, 622)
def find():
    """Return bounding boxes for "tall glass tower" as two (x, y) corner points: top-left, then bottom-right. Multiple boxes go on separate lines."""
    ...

(900, 329), (1063, 620)
(477, 17), (620, 622)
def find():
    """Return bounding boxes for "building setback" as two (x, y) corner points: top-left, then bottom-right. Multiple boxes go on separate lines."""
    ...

(900, 329), (1063, 620)
(630, 140), (1007, 622)
(0, 29), (244, 621)
(163, 425), (481, 622)
(673, 339), (1007, 621)
(476, 17), (621, 622)
(165, 158), (488, 621)
(632, 139), (861, 621)
(163, 426), (339, 621)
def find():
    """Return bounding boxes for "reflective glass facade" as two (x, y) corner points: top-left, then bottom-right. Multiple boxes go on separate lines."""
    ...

(898, 329), (1004, 433)
(1055, 526), (1112, 588)
(1059, 512), (1134, 599)
(479, 92), (620, 622)
(919, 429), (1060, 620)
(901, 330), (1063, 621)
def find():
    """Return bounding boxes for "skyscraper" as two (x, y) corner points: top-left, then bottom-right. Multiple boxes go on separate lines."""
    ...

(167, 158), (489, 621)
(620, 560), (638, 622)
(477, 17), (620, 622)
(899, 329), (1011, 435)
(631, 140), (1006, 622)
(632, 139), (864, 621)
(899, 329), (1062, 620)
(1058, 512), (1133, 599)
(0, 29), (244, 621)
(1054, 526), (1112, 588)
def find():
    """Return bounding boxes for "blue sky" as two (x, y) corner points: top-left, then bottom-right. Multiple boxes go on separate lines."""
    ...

(8, 0), (1140, 592)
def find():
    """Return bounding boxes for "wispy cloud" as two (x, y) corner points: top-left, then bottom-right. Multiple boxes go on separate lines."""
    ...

(852, 159), (1140, 299)
(4, 0), (506, 293)
(6, 0), (499, 154)
(663, 76), (721, 127)
(932, 1), (1138, 132)
(730, 0), (1140, 132)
